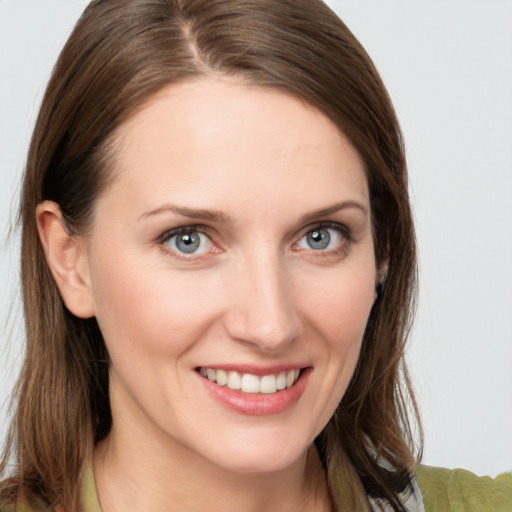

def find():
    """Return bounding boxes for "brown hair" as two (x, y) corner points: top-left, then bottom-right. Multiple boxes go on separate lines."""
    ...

(0, 0), (421, 510)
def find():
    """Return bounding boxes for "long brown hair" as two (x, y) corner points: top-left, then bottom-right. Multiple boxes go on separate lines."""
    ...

(1, 0), (421, 510)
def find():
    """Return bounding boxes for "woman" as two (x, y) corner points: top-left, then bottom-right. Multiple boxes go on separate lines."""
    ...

(0, 0), (510, 511)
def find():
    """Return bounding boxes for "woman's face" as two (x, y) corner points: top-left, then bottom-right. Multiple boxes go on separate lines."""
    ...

(83, 78), (377, 473)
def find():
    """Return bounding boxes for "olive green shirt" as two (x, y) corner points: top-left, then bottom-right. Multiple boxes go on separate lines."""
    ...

(7, 464), (512, 511)
(415, 465), (512, 512)
(79, 464), (512, 511)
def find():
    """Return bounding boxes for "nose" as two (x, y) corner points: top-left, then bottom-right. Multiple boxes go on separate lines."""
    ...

(223, 252), (301, 352)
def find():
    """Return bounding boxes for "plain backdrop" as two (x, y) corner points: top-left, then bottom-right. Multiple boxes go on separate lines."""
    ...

(1, 0), (511, 477)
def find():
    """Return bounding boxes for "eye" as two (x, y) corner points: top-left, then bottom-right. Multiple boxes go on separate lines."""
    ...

(163, 228), (213, 255)
(296, 224), (345, 251)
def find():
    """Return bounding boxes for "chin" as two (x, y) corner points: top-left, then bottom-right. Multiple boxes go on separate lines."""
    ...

(197, 429), (313, 475)
(216, 451), (305, 475)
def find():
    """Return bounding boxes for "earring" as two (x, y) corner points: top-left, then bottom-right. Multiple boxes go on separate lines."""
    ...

(376, 266), (388, 294)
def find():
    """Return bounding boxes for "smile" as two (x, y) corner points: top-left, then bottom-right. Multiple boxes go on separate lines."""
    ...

(198, 367), (301, 394)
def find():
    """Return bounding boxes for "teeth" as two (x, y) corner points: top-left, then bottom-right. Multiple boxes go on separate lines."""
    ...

(259, 375), (277, 394)
(276, 371), (287, 390)
(286, 370), (295, 388)
(241, 374), (260, 393)
(227, 371), (241, 390)
(216, 369), (227, 386)
(199, 367), (301, 394)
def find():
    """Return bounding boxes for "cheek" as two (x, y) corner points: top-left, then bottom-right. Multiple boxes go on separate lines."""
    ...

(297, 266), (376, 431)
(303, 265), (376, 348)
(89, 253), (222, 359)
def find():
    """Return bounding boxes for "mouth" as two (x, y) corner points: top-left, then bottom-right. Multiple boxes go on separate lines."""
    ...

(196, 365), (311, 416)
(197, 367), (302, 395)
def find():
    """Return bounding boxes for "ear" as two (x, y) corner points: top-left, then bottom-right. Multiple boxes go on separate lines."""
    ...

(36, 201), (95, 318)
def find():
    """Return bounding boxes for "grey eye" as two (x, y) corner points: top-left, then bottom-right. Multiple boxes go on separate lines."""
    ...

(166, 230), (211, 255)
(175, 232), (200, 253)
(306, 229), (331, 250)
(297, 226), (343, 251)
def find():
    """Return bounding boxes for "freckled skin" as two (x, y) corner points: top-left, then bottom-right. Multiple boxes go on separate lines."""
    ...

(84, 78), (377, 510)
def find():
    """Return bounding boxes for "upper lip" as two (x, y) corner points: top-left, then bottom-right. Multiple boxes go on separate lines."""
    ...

(196, 364), (310, 376)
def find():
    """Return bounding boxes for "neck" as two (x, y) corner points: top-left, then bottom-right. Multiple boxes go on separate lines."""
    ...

(93, 422), (331, 512)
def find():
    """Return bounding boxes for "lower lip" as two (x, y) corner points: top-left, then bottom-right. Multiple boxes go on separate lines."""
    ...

(198, 368), (311, 416)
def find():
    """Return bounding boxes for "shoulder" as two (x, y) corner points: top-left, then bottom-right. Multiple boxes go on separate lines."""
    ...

(0, 503), (43, 512)
(415, 465), (512, 512)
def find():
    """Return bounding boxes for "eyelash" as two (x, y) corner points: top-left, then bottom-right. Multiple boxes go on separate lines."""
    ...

(157, 222), (352, 260)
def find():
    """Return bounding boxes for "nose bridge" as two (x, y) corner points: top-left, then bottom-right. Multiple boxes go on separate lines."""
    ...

(225, 247), (300, 351)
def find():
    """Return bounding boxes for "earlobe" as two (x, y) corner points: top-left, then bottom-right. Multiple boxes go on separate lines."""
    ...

(36, 201), (95, 318)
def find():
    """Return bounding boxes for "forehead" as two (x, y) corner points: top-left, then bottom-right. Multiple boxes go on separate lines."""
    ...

(103, 78), (369, 220)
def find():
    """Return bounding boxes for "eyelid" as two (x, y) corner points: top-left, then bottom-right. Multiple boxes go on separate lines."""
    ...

(158, 224), (210, 242)
(298, 221), (352, 241)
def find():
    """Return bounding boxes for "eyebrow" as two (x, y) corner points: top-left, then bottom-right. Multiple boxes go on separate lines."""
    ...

(297, 200), (369, 224)
(138, 204), (231, 223)
(138, 200), (368, 224)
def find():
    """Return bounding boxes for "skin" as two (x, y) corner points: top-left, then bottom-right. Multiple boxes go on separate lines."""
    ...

(38, 78), (378, 511)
